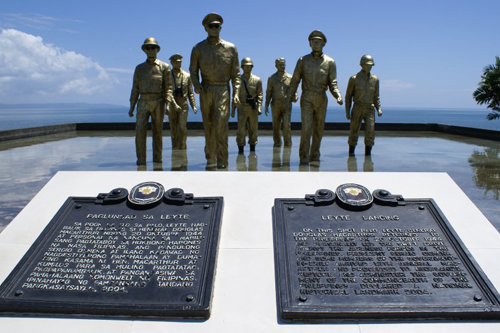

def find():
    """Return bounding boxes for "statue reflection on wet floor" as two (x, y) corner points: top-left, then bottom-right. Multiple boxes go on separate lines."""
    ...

(1, 132), (500, 233)
(347, 155), (374, 172)
(271, 146), (291, 171)
(236, 152), (258, 171)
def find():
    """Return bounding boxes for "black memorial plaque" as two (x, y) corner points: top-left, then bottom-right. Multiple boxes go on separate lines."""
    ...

(273, 184), (500, 321)
(0, 182), (223, 319)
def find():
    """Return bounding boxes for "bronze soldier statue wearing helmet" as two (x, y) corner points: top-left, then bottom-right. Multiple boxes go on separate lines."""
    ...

(129, 38), (180, 166)
(345, 54), (382, 156)
(232, 57), (263, 154)
(265, 58), (298, 147)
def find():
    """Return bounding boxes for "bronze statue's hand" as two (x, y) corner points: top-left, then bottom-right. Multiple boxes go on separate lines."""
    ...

(194, 86), (202, 94)
(174, 103), (182, 113)
(377, 109), (382, 117)
(337, 97), (343, 106)
(193, 107), (198, 114)
(257, 108), (262, 116)
(233, 95), (240, 106)
(128, 109), (134, 117)
(346, 113), (350, 120)
(265, 106), (269, 116)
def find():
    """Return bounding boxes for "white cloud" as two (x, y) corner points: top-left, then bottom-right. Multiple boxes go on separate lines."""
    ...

(0, 13), (84, 32)
(381, 80), (415, 92)
(0, 29), (118, 102)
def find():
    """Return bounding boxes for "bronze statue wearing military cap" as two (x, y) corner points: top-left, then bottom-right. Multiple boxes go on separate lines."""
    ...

(287, 30), (343, 165)
(308, 30), (327, 43)
(190, 13), (241, 169)
(345, 54), (382, 156)
(168, 53), (197, 150)
(129, 37), (180, 166)
(202, 13), (223, 26)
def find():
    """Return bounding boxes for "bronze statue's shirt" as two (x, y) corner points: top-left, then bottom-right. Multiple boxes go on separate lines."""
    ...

(239, 74), (263, 109)
(189, 38), (240, 94)
(266, 72), (293, 103)
(130, 59), (174, 103)
(345, 70), (381, 110)
(171, 69), (196, 110)
(289, 53), (341, 98)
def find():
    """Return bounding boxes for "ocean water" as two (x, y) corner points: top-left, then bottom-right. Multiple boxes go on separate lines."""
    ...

(0, 106), (499, 131)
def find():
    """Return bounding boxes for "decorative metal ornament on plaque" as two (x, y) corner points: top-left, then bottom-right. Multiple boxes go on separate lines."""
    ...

(273, 184), (500, 321)
(128, 181), (165, 206)
(0, 183), (224, 319)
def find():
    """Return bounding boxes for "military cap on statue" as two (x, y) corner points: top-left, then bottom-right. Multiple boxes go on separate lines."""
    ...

(202, 13), (223, 26)
(308, 30), (327, 43)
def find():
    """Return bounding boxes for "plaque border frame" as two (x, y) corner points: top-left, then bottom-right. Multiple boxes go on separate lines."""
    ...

(273, 196), (500, 321)
(0, 193), (224, 320)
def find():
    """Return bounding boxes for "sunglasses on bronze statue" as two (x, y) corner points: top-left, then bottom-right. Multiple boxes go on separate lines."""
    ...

(145, 46), (158, 51)
(208, 23), (220, 29)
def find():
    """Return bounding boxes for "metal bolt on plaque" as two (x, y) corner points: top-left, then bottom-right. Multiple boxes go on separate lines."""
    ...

(273, 183), (500, 321)
(0, 182), (223, 319)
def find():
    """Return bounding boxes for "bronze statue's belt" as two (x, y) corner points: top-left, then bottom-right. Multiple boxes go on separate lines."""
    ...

(202, 81), (229, 87)
(354, 102), (374, 108)
(271, 98), (286, 103)
(139, 93), (163, 101)
(303, 88), (326, 93)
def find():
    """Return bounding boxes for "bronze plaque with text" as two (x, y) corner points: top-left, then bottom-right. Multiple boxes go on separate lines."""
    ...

(0, 182), (223, 319)
(273, 184), (500, 321)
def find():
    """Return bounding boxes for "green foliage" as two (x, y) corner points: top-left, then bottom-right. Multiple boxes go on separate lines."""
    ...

(473, 56), (500, 121)
(468, 147), (500, 200)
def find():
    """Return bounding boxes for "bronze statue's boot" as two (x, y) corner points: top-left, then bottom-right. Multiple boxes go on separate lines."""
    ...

(365, 146), (372, 156)
(250, 145), (256, 152)
(238, 146), (244, 154)
(349, 145), (356, 156)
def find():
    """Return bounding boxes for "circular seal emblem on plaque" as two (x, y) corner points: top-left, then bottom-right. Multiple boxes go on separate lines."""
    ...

(128, 182), (165, 206)
(335, 183), (373, 210)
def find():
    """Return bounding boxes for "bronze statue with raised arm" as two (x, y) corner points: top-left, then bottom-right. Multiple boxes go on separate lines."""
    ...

(168, 54), (197, 150)
(129, 38), (180, 166)
(287, 30), (343, 165)
(232, 57), (263, 154)
(345, 54), (382, 156)
(265, 58), (297, 147)
(189, 13), (241, 169)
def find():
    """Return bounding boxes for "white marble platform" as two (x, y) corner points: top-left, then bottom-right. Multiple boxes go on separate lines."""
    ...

(0, 171), (499, 333)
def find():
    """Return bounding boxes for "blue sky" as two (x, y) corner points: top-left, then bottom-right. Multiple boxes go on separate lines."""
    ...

(0, 0), (498, 109)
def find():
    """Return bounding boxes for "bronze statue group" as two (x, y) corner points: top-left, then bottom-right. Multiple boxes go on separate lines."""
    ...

(129, 13), (382, 169)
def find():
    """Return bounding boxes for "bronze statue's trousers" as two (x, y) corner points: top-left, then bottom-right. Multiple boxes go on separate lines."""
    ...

(169, 99), (189, 150)
(271, 100), (291, 146)
(236, 104), (258, 147)
(299, 90), (327, 163)
(348, 103), (375, 147)
(135, 98), (165, 164)
(200, 84), (230, 166)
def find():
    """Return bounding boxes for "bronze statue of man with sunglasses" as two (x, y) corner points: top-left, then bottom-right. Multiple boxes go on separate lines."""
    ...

(190, 13), (241, 169)
(129, 37), (180, 166)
